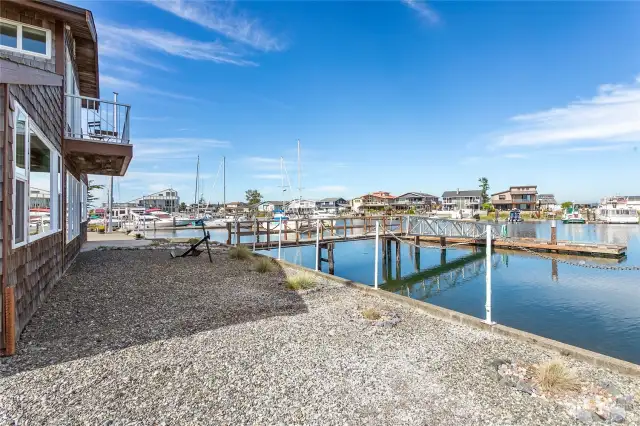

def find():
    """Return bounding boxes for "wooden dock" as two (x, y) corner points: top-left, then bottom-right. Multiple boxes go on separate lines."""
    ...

(151, 215), (627, 259)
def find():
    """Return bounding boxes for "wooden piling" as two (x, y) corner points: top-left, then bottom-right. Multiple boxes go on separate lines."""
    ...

(226, 222), (232, 245)
(328, 243), (335, 275)
(255, 219), (260, 243)
(343, 220), (347, 240)
(551, 222), (557, 245)
(395, 239), (401, 278)
(236, 222), (241, 246)
(266, 221), (271, 247)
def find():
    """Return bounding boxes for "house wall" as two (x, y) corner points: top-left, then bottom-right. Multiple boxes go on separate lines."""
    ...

(0, 2), (58, 74)
(1, 80), (86, 354)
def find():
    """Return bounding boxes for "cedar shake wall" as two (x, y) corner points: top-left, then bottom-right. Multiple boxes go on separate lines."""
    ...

(1, 83), (85, 352)
(8, 84), (62, 153)
(0, 3), (57, 74)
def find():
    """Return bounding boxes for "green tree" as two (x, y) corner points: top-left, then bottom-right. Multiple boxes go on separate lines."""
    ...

(87, 180), (104, 207)
(180, 202), (187, 211)
(561, 201), (573, 209)
(478, 177), (490, 204)
(482, 202), (494, 212)
(245, 189), (263, 205)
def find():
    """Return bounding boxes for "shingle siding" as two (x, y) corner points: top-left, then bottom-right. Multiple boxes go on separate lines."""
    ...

(0, 2), (57, 74)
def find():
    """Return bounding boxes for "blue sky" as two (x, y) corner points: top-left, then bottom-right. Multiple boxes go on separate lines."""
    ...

(83, 0), (640, 205)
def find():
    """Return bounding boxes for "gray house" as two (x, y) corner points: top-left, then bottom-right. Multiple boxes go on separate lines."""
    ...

(392, 192), (439, 211)
(441, 189), (482, 211)
(316, 197), (348, 214)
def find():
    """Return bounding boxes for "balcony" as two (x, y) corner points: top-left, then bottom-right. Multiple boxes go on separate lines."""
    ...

(64, 94), (133, 176)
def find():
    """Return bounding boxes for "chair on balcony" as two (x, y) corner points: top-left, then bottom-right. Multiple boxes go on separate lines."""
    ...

(86, 120), (119, 142)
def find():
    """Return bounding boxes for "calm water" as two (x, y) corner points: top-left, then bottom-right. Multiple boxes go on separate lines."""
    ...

(150, 221), (640, 364)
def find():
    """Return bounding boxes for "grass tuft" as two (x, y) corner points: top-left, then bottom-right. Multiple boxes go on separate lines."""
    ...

(187, 237), (200, 245)
(229, 245), (253, 260)
(253, 257), (276, 273)
(361, 307), (382, 321)
(285, 274), (316, 290)
(534, 360), (581, 394)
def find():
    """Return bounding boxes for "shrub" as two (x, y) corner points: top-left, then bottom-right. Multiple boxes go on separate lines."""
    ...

(534, 360), (580, 394)
(253, 257), (276, 273)
(361, 307), (382, 320)
(285, 274), (316, 290)
(187, 237), (200, 245)
(229, 245), (252, 260)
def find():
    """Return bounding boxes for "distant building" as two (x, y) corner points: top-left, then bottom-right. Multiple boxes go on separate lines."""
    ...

(286, 199), (316, 215)
(600, 196), (640, 210)
(224, 201), (249, 215)
(316, 197), (349, 214)
(351, 191), (396, 212)
(256, 201), (285, 213)
(30, 188), (50, 208)
(127, 189), (180, 210)
(442, 189), (482, 211)
(537, 194), (559, 211)
(491, 186), (538, 211)
(392, 192), (439, 211)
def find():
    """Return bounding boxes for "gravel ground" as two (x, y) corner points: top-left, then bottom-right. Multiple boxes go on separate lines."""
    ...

(0, 248), (638, 425)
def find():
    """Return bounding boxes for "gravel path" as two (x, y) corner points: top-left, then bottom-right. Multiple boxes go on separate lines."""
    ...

(1, 249), (638, 425)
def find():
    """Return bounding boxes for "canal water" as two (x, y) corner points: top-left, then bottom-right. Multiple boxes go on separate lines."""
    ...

(150, 222), (640, 364)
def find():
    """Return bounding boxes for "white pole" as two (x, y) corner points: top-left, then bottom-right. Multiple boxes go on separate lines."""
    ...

(484, 224), (494, 324)
(405, 215), (410, 236)
(374, 220), (380, 289)
(278, 217), (282, 260)
(315, 219), (320, 271)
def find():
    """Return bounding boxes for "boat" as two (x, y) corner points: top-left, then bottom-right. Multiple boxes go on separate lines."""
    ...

(507, 209), (523, 223)
(562, 206), (586, 224)
(310, 210), (337, 219)
(146, 210), (191, 227)
(596, 201), (639, 224)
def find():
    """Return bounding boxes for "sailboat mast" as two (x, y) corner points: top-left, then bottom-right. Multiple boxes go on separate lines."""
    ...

(281, 157), (285, 208)
(223, 156), (226, 208)
(195, 155), (200, 215)
(297, 139), (301, 203)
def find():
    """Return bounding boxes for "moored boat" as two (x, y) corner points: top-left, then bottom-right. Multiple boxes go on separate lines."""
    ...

(562, 207), (586, 224)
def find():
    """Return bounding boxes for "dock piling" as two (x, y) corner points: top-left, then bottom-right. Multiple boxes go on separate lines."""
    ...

(374, 221), (380, 289)
(551, 220), (557, 245)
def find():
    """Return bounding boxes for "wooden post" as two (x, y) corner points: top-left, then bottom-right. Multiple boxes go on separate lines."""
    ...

(235, 222), (240, 246)
(551, 220), (557, 245)
(343, 220), (347, 240)
(395, 239), (401, 279)
(363, 217), (367, 235)
(255, 219), (260, 243)
(296, 227), (299, 244)
(320, 221), (324, 241)
(415, 244), (420, 271)
(328, 243), (335, 275)
(317, 242), (323, 270)
(226, 222), (232, 245)
(440, 248), (447, 265)
(386, 238), (392, 261)
(266, 221), (271, 247)
(381, 237), (387, 264)
(330, 220), (334, 236)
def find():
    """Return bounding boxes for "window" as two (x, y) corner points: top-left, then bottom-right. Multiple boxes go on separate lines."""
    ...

(499, 195), (506, 200)
(12, 103), (61, 248)
(67, 172), (82, 242)
(81, 181), (88, 222)
(0, 18), (51, 58)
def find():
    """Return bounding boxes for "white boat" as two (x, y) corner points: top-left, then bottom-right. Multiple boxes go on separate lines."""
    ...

(562, 207), (586, 224)
(597, 206), (639, 224)
(148, 210), (192, 227)
(310, 211), (337, 219)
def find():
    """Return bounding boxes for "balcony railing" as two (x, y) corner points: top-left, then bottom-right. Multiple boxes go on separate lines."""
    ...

(65, 94), (131, 144)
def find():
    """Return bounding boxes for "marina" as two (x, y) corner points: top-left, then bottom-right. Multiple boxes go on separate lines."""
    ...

(249, 221), (640, 364)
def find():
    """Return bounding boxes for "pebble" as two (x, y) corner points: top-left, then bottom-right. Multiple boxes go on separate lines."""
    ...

(0, 249), (638, 425)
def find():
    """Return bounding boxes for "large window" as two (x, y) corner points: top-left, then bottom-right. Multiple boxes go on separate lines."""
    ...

(66, 173), (87, 242)
(0, 18), (51, 58)
(12, 103), (61, 247)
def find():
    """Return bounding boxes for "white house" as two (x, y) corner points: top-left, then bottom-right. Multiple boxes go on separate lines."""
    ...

(286, 199), (316, 214)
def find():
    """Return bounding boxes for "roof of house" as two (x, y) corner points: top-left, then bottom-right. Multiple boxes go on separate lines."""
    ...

(538, 194), (557, 202)
(260, 200), (285, 205)
(442, 190), (482, 198)
(510, 185), (538, 189)
(396, 192), (438, 199)
(490, 190), (510, 196)
(318, 197), (345, 202)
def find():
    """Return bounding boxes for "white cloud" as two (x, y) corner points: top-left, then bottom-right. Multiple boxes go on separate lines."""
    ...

(252, 174), (282, 180)
(401, 0), (440, 24)
(243, 156), (282, 170)
(98, 22), (257, 67)
(100, 75), (201, 101)
(496, 75), (640, 148)
(566, 144), (636, 152)
(502, 153), (527, 159)
(143, 0), (285, 52)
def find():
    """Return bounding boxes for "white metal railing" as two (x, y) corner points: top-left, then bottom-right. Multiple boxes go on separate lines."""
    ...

(65, 94), (131, 144)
